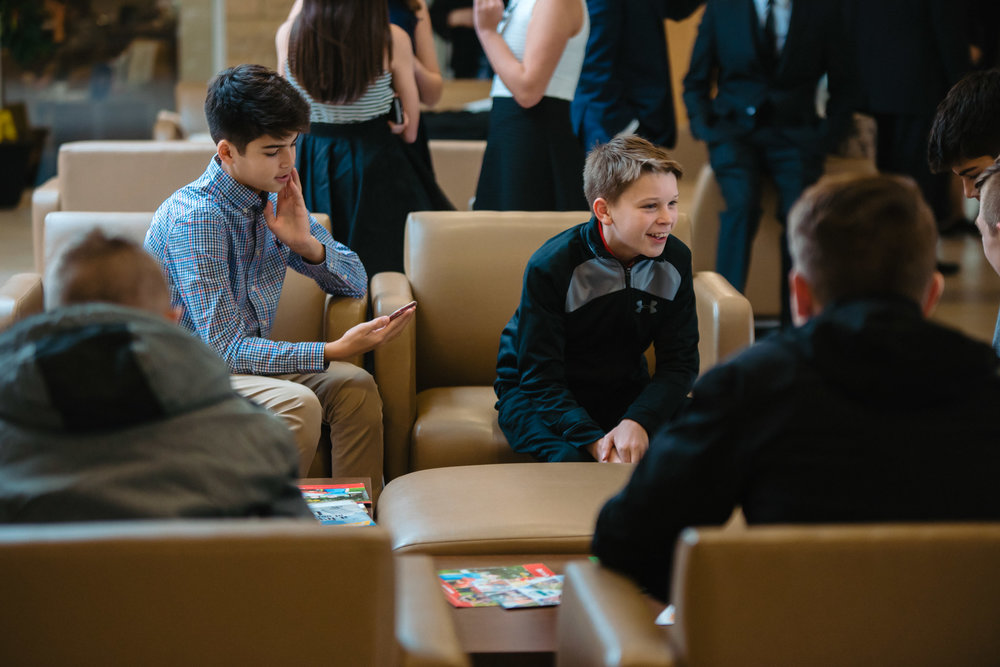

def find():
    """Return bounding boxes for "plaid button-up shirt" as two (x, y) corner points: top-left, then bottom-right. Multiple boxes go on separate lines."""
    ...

(145, 156), (367, 376)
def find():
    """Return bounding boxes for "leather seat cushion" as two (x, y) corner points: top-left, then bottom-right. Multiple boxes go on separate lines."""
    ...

(411, 386), (534, 471)
(376, 462), (635, 555)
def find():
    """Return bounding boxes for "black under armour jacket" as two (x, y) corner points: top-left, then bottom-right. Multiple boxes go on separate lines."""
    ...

(495, 217), (700, 449)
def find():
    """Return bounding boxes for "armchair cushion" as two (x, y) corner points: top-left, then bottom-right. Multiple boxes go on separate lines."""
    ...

(376, 462), (634, 555)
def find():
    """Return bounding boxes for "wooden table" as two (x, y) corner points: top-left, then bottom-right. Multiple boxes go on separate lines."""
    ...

(432, 554), (591, 667)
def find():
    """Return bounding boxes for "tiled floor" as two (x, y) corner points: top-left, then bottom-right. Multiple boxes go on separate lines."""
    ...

(2, 190), (999, 344)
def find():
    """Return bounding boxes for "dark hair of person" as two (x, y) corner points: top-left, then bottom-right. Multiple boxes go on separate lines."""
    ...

(583, 135), (683, 207)
(788, 174), (937, 306)
(288, 0), (391, 104)
(204, 64), (310, 152)
(927, 68), (1000, 173)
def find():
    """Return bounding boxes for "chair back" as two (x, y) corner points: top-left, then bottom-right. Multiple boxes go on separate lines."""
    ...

(671, 523), (1000, 666)
(57, 140), (217, 214)
(0, 521), (397, 666)
(404, 210), (589, 390)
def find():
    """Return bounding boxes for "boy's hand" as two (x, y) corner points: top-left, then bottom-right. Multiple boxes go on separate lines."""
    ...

(588, 419), (648, 463)
(265, 167), (324, 264)
(323, 306), (416, 361)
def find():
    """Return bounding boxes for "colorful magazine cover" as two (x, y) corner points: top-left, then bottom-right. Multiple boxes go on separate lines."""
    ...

(438, 563), (558, 608)
(299, 483), (371, 506)
(308, 499), (374, 526)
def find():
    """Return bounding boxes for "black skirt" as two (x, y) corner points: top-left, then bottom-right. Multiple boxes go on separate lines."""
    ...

(297, 118), (453, 277)
(474, 96), (587, 211)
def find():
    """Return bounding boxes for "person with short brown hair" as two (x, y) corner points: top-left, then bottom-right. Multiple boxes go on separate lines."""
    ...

(495, 135), (699, 464)
(594, 173), (1000, 602)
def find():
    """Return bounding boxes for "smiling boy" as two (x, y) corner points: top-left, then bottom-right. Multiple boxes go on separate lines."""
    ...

(494, 135), (699, 464)
(145, 65), (413, 497)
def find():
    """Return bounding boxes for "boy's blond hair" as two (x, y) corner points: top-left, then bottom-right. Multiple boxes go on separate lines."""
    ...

(46, 229), (172, 316)
(583, 135), (683, 207)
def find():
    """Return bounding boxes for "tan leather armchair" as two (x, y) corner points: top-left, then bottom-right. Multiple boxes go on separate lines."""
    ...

(0, 211), (366, 474)
(30, 140), (218, 270)
(371, 211), (753, 481)
(557, 523), (1000, 667)
(0, 521), (467, 667)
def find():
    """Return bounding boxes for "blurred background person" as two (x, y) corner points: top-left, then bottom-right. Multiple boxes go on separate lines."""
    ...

(472, 0), (589, 211)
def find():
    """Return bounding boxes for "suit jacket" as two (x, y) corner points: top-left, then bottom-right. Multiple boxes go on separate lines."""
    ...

(683, 0), (853, 152)
(845, 0), (970, 114)
(571, 0), (704, 150)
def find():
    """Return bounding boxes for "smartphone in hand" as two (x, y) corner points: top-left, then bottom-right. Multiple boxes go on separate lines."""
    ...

(388, 300), (416, 321)
(389, 96), (404, 125)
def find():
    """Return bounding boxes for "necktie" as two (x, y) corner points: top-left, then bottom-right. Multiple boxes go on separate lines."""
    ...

(763, 0), (778, 61)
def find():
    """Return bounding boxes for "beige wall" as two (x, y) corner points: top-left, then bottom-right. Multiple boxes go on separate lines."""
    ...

(226, 0), (296, 71)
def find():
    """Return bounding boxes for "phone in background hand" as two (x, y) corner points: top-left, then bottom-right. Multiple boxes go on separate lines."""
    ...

(389, 96), (404, 125)
(388, 300), (416, 321)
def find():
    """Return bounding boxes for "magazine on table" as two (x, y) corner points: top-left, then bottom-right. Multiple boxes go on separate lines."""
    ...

(438, 562), (563, 608)
(298, 482), (371, 506)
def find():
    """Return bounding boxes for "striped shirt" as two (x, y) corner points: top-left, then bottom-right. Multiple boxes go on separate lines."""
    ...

(144, 156), (367, 376)
(284, 63), (394, 125)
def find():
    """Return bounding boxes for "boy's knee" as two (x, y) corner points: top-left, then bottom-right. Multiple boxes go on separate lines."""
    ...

(316, 365), (383, 421)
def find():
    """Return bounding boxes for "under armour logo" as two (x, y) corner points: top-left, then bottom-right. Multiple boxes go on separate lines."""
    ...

(636, 299), (658, 314)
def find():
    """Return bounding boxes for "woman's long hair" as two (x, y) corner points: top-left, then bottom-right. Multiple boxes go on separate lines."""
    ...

(289, 0), (392, 104)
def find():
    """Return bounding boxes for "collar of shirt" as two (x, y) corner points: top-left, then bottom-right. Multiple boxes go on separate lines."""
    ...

(205, 155), (274, 216)
(753, 0), (792, 51)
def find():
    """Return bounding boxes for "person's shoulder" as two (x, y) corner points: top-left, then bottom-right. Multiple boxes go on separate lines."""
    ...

(661, 234), (692, 267)
(527, 220), (590, 271)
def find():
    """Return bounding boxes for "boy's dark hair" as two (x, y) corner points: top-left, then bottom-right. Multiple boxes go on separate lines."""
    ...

(927, 68), (1000, 173)
(46, 229), (172, 315)
(583, 135), (683, 207)
(788, 174), (937, 306)
(204, 64), (310, 153)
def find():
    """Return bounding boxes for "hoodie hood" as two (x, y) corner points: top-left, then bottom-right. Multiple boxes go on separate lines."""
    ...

(799, 298), (999, 410)
(0, 304), (235, 433)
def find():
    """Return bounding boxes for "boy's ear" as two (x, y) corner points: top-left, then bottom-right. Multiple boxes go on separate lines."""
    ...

(216, 139), (236, 165)
(921, 271), (945, 318)
(593, 197), (611, 225)
(789, 269), (818, 327)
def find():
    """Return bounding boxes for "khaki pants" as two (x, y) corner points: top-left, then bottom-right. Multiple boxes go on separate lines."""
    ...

(231, 363), (384, 498)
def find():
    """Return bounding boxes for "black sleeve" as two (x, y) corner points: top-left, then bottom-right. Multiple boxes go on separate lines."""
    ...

(592, 360), (748, 602)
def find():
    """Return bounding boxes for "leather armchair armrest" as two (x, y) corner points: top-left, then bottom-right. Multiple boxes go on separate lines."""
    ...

(323, 294), (367, 368)
(557, 561), (674, 667)
(31, 177), (60, 271)
(692, 271), (754, 374)
(371, 271), (417, 481)
(0, 273), (44, 332)
(395, 555), (469, 667)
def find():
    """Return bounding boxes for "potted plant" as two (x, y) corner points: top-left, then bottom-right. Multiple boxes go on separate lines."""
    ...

(0, 0), (53, 206)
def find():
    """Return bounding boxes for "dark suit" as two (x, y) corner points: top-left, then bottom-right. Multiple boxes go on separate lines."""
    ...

(846, 0), (970, 221)
(683, 0), (851, 298)
(571, 0), (704, 150)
